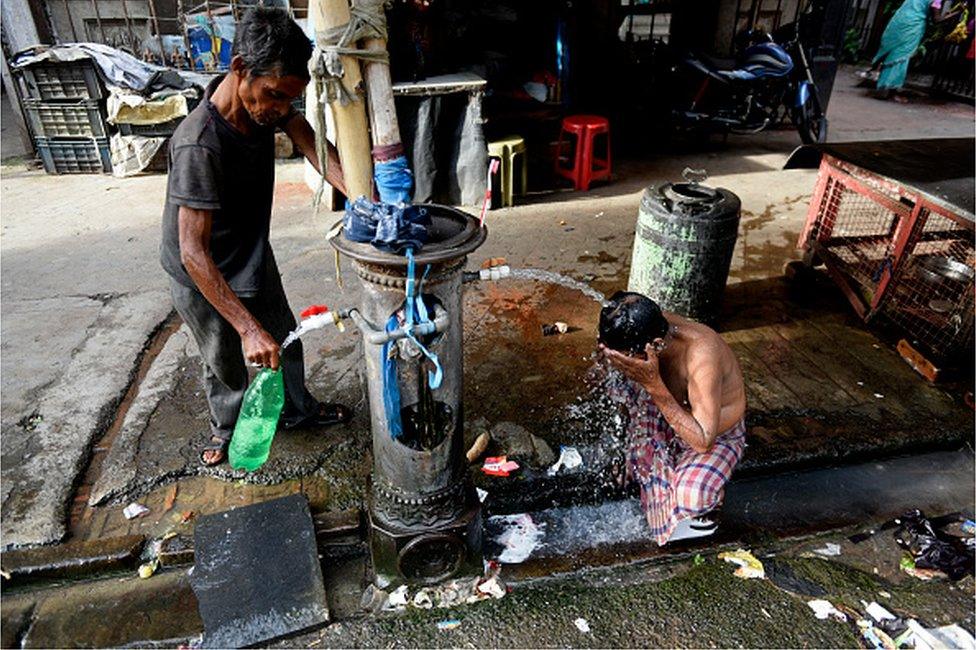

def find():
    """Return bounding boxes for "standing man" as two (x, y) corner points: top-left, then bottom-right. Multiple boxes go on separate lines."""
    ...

(598, 291), (747, 544)
(161, 7), (351, 466)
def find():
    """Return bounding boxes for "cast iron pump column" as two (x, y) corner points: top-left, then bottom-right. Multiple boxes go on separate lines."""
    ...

(332, 206), (486, 587)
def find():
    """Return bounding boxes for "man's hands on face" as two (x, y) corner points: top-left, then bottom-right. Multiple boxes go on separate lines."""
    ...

(242, 326), (280, 370)
(600, 343), (661, 387)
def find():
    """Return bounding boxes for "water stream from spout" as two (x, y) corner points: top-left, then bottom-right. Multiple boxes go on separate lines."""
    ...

(506, 269), (610, 306)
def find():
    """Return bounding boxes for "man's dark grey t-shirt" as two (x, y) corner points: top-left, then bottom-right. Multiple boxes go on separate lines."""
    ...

(160, 76), (276, 297)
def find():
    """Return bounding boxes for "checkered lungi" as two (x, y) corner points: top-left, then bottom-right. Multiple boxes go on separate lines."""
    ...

(607, 373), (746, 545)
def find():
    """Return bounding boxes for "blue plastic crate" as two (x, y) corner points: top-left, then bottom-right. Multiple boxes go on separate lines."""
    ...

(17, 61), (104, 101)
(24, 99), (108, 138)
(35, 137), (112, 174)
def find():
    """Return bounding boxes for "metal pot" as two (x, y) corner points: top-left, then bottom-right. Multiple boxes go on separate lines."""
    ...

(914, 256), (975, 286)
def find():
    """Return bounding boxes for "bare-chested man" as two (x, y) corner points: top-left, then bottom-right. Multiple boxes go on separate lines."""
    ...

(598, 291), (746, 544)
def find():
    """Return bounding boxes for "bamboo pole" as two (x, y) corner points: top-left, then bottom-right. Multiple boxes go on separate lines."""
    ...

(310, 0), (373, 199)
(360, 11), (401, 157)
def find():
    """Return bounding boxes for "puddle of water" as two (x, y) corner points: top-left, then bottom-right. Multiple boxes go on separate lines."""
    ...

(487, 500), (653, 565)
(507, 269), (609, 306)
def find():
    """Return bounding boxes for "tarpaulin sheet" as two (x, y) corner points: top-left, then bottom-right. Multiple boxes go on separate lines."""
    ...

(396, 90), (487, 206)
(11, 43), (209, 95)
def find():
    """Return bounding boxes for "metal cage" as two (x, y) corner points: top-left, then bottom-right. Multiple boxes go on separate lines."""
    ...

(800, 154), (975, 361)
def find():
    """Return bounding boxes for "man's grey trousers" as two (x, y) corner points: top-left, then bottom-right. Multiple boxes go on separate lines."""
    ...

(169, 253), (320, 441)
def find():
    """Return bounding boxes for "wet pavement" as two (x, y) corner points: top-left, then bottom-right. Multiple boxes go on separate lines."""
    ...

(2, 65), (974, 647)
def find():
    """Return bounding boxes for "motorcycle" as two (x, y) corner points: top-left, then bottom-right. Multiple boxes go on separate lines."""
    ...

(669, 11), (828, 144)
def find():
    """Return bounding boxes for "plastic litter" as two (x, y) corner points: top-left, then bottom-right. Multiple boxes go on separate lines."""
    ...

(123, 503), (150, 519)
(864, 601), (897, 623)
(228, 368), (284, 472)
(693, 553), (705, 566)
(893, 509), (974, 580)
(476, 488), (489, 503)
(574, 618), (591, 633)
(718, 549), (765, 579)
(813, 542), (842, 557)
(857, 619), (896, 649)
(436, 620), (461, 631)
(808, 600), (847, 621)
(359, 584), (388, 613)
(906, 620), (976, 650)
(477, 576), (506, 599)
(138, 559), (158, 579)
(412, 589), (434, 609)
(541, 322), (570, 336)
(385, 585), (410, 610)
(493, 513), (545, 564)
(482, 456), (520, 477)
(547, 446), (584, 476)
(962, 520), (975, 535)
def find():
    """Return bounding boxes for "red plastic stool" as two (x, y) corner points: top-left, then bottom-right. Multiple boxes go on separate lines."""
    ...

(555, 115), (611, 191)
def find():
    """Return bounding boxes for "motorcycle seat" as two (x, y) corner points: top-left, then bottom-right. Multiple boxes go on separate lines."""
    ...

(685, 43), (794, 83)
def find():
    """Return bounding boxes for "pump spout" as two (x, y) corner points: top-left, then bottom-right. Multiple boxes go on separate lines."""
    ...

(463, 265), (511, 283)
(343, 305), (450, 345)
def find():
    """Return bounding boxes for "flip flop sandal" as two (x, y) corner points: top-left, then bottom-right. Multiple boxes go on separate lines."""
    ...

(199, 437), (230, 467)
(281, 403), (353, 431)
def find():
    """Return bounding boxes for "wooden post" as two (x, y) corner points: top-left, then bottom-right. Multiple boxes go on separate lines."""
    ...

(310, 0), (373, 200)
(62, 0), (80, 42)
(360, 12), (401, 156)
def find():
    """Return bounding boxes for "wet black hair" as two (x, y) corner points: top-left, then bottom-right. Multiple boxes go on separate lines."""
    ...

(598, 291), (669, 354)
(232, 7), (312, 80)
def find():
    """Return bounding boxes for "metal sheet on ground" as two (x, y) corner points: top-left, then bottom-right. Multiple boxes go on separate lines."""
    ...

(190, 494), (329, 648)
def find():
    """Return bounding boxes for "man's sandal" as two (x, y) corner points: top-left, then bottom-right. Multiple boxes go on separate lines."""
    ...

(200, 436), (230, 467)
(281, 403), (353, 431)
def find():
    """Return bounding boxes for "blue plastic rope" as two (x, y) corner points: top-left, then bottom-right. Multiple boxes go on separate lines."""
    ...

(403, 249), (443, 390)
(382, 315), (403, 440)
(382, 249), (443, 440)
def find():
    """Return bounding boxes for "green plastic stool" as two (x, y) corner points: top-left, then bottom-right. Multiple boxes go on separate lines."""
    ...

(487, 136), (527, 207)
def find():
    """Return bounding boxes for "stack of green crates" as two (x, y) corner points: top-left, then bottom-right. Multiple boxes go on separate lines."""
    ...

(17, 60), (112, 174)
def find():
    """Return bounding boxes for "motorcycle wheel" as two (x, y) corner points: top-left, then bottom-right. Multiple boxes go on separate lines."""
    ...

(794, 94), (828, 144)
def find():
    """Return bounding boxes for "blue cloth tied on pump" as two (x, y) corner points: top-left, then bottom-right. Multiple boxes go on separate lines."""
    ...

(343, 197), (430, 254)
(374, 155), (413, 204)
(343, 155), (426, 254)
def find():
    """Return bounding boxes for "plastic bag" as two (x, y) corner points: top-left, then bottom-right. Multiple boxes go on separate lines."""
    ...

(893, 509), (974, 581)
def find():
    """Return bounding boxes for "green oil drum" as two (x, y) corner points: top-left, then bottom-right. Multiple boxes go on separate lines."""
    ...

(627, 181), (741, 323)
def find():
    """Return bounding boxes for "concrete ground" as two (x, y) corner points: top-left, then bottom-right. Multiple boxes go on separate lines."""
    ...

(0, 65), (973, 646)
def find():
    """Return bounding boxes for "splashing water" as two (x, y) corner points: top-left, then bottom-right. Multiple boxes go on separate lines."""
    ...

(507, 268), (609, 306)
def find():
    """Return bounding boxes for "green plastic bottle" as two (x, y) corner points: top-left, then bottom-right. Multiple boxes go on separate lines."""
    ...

(228, 368), (285, 472)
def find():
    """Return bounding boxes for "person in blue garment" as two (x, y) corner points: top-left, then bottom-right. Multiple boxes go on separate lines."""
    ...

(872, 0), (939, 99)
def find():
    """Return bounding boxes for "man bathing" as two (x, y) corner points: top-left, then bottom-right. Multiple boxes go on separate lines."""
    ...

(599, 291), (746, 544)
